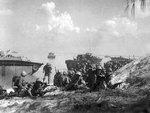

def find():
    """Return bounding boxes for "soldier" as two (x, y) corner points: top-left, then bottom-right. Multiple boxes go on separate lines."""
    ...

(68, 68), (75, 79)
(12, 71), (27, 96)
(86, 67), (97, 91)
(24, 79), (49, 97)
(43, 63), (52, 84)
(54, 71), (63, 87)
(76, 63), (81, 71)
(54, 71), (59, 86)
(67, 71), (80, 90)
(0, 86), (7, 99)
(67, 71), (88, 90)
(74, 72), (89, 90)
(31, 78), (44, 97)
(62, 71), (70, 88)
(20, 83), (34, 98)
(85, 63), (91, 72)
(95, 65), (106, 90)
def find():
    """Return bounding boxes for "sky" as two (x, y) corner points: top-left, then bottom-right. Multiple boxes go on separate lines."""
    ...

(1, 0), (150, 70)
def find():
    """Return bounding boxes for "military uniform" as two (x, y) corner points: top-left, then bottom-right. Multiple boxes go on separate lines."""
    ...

(87, 69), (97, 91)
(62, 72), (70, 88)
(31, 80), (44, 97)
(43, 63), (52, 84)
(12, 71), (27, 96)
(0, 86), (7, 99)
(95, 66), (106, 90)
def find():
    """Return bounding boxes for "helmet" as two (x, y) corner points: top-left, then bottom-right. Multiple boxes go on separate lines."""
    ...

(47, 63), (51, 66)
(21, 71), (27, 77)
(63, 71), (67, 75)
(76, 71), (82, 76)
(96, 65), (102, 70)
(36, 78), (41, 82)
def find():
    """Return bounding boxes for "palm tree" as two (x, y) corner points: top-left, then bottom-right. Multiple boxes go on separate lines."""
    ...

(125, 0), (146, 16)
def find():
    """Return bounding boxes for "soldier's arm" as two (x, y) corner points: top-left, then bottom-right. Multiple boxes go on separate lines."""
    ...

(75, 77), (81, 86)
(18, 79), (25, 89)
(94, 74), (97, 83)
(27, 88), (33, 97)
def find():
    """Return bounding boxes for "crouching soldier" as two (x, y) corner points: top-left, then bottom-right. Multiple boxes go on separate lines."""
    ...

(21, 83), (34, 98)
(0, 86), (7, 99)
(31, 78), (46, 97)
(67, 72), (89, 91)
(21, 79), (50, 98)
(74, 72), (89, 90)
(95, 65), (106, 90)
(86, 67), (97, 91)
(12, 71), (27, 96)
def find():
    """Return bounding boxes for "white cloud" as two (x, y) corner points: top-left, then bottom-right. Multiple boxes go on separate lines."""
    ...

(35, 24), (40, 31)
(104, 17), (138, 37)
(105, 20), (117, 28)
(41, 2), (56, 14)
(85, 17), (138, 38)
(86, 27), (98, 32)
(0, 9), (13, 16)
(145, 43), (150, 53)
(39, 2), (80, 33)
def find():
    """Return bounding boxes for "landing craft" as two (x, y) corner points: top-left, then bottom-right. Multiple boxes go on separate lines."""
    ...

(0, 57), (43, 89)
(48, 52), (56, 59)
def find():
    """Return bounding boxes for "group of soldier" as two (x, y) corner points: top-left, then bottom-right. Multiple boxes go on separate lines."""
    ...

(10, 60), (125, 98)
(54, 64), (112, 91)
(11, 62), (111, 98)
(11, 63), (52, 97)
(53, 58), (130, 91)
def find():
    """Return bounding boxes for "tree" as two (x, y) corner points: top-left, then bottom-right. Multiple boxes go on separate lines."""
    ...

(125, 0), (146, 16)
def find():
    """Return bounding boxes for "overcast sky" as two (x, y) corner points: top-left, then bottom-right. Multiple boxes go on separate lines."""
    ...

(1, 0), (150, 69)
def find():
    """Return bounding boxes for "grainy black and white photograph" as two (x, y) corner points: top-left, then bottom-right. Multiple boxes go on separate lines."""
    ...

(0, 0), (150, 113)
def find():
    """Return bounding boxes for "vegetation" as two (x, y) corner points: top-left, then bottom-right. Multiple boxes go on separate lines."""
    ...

(125, 0), (146, 16)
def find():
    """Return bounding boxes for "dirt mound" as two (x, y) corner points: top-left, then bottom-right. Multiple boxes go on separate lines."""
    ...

(111, 55), (150, 89)
(0, 89), (142, 113)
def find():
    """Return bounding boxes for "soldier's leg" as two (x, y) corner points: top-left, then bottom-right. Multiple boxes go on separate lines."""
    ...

(48, 76), (49, 84)
(43, 75), (46, 83)
(103, 81), (107, 89)
(48, 75), (50, 84)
